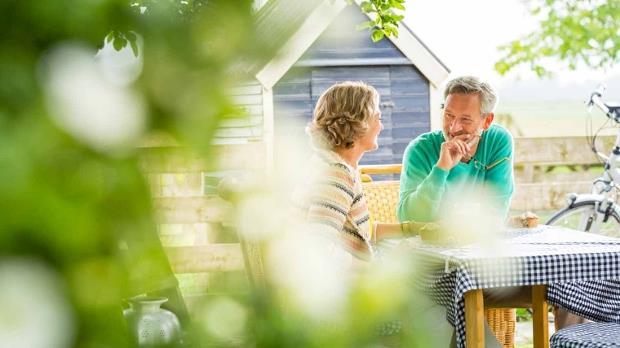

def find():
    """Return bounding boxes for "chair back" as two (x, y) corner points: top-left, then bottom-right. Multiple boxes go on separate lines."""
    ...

(486, 308), (516, 348)
(363, 180), (400, 223)
(360, 164), (402, 224)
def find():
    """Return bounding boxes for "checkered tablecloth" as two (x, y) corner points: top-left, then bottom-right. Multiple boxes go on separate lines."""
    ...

(407, 225), (620, 348)
(550, 322), (620, 347)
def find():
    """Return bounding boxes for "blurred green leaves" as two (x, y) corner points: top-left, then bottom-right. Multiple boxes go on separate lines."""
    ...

(0, 0), (257, 347)
(354, 0), (406, 42)
(0, 0), (412, 347)
(495, 0), (620, 76)
(106, 31), (138, 56)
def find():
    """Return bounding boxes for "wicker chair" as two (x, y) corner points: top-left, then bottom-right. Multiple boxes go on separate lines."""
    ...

(360, 164), (516, 348)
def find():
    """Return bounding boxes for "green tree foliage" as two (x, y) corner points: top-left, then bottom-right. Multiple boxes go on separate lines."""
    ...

(0, 1), (261, 347)
(355, 0), (407, 42)
(495, 0), (620, 76)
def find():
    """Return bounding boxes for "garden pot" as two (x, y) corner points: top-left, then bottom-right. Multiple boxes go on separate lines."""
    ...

(123, 296), (181, 347)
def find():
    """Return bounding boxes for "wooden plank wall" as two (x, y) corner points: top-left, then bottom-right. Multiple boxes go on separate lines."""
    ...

(218, 80), (264, 141)
(273, 68), (312, 146)
(389, 65), (430, 161)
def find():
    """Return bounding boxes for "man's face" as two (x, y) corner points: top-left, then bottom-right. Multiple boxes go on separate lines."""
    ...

(442, 93), (490, 141)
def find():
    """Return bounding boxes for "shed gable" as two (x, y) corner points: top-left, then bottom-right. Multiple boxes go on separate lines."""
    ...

(271, 4), (431, 167)
(297, 5), (409, 66)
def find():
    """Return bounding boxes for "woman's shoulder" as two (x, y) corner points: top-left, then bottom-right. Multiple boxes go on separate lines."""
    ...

(314, 150), (356, 182)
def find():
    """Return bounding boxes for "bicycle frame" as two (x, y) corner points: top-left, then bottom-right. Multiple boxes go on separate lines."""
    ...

(587, 93), (620, 196)
(560, 92), (620, 232)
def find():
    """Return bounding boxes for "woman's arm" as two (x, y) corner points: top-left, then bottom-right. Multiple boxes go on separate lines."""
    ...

(373, 221), (430, 243)
(373, 223), (402, 242)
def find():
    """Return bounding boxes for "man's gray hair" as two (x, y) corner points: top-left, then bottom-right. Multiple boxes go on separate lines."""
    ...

(443, 76), (498, 116)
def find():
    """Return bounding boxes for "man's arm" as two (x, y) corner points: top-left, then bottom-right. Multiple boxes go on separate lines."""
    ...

(397, 138), (449, 222)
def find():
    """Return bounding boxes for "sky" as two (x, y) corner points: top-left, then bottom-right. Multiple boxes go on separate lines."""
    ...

(404, 0), (620, 102)
(405, 0), (536, 88)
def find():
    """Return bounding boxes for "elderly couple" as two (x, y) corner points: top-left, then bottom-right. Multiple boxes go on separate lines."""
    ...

(293, 76), (585, 346)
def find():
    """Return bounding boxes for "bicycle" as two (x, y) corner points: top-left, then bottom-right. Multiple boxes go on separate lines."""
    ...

(546, 86), (620, 236)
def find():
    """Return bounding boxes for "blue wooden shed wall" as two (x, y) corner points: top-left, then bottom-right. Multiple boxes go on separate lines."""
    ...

(273, 5), (430, 166)
(217, 80), (264, 143)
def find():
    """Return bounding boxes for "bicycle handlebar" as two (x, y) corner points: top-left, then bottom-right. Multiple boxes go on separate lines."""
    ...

(588, 88), (617, 122)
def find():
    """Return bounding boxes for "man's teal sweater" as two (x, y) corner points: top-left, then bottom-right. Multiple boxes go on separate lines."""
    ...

(397, 124), (514, 222)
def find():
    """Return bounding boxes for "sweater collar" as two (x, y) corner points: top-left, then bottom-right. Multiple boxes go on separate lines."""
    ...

(314, 149), (355, 173)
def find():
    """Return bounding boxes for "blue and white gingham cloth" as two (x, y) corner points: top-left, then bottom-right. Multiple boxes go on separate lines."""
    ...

(407, 225), (620, 348)
(550, 322), (620, 347)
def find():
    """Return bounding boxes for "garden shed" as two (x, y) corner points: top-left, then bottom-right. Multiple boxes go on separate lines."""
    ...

(225, 0), (450, 166)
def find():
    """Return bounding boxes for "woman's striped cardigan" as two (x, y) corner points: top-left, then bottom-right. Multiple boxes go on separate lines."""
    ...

(292, 150), (373, 261)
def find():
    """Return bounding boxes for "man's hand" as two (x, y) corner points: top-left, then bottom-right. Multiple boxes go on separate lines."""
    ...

(437, 134), (475, 170)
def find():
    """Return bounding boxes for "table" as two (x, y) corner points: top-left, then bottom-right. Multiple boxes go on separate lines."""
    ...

(407, 225), (620, 348)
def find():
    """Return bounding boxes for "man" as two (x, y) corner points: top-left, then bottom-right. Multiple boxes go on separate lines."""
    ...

(397, 75), (513, 223)
(398, 76), (585, 346)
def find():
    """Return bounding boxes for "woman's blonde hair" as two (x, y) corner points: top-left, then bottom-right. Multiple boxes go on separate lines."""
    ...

(307, 81), (379, 149)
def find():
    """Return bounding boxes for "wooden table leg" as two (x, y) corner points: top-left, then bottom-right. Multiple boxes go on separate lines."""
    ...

(465, 289), (484, 348)
(532, 285), (549, 348)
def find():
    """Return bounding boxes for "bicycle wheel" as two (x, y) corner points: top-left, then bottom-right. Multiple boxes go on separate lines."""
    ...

(546, 200), (620, 237)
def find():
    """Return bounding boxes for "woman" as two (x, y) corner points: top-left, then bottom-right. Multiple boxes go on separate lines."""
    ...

(294, 81), (416, 265)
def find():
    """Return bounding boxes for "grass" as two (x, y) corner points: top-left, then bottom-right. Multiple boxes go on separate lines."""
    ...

(497, 99), (619, 138)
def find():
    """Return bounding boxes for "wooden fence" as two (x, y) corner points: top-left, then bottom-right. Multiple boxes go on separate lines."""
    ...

(138, 135), (615, 303)
(511, 135), (613, 211)
(138, 138), (265, 304)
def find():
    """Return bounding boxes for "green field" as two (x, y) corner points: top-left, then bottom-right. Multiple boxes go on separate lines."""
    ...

(496, 99), (619, 137)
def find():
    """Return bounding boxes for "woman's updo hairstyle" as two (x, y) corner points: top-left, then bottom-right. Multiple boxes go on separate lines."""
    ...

(307, 81), (379, 149)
